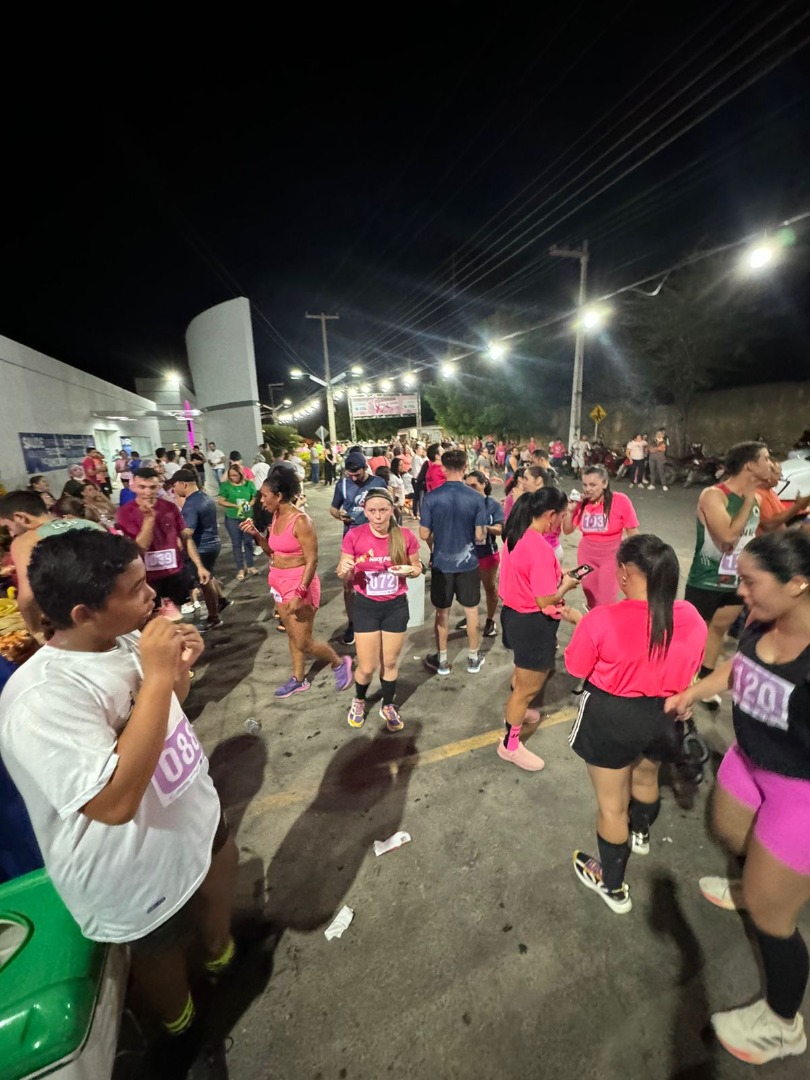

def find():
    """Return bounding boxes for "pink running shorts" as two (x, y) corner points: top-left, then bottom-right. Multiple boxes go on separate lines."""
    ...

(267, 566), (321, 608)
(717, 742), (810, 874)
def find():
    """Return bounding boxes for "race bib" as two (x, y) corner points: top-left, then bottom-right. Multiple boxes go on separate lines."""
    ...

(144, 548), (178, 572)
(581, 511), (607, 532)
(269, 586), (283, 603)
(151, 715), (204, 807)
(366, 571), (398, 597)
(732, 653), (794, 731)
(718, 551), (739, 580)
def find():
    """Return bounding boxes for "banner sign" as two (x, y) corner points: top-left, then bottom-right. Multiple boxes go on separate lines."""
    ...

(19, 432), (93, 473)
(349, 394), (418, 419)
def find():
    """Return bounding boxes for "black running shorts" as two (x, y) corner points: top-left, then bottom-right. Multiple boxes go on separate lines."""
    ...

(568, 682), (676, 769)
(684, 584), (742, 624)
(501, 606), (559, 672)
(430, 567), (481, 610)
(353, 592), (410, 634)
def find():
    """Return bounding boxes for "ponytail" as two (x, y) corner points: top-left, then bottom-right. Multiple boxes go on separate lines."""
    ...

(503, 487), (568, 551)
(386, 519), (408, 566)
(617, 534), (679, 658)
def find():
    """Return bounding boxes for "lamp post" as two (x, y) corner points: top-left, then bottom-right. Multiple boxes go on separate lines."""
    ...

(305, 312), (340, 446)
(550, 240), (589, 451)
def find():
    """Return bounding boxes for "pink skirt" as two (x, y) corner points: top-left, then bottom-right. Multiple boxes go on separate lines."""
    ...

(577, 535), (622, 609)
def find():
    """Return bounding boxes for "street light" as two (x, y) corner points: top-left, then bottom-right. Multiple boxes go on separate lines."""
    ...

(282, 398), (292, 406)
(402, 371), (418, 386)
(441, 361), (457, 378)
(351, 364), (363, 375)
(487, 342), (507, 361)
(580, 307), (609, 331)
(361, 382), (372, 393)
(380, 378), (393, 391)
(744, 240), (778, 271)
(164, 370), (180, 384)
(290, 368), (303, 380)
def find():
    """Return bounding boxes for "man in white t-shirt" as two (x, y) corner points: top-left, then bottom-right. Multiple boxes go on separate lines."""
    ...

(206, 442), (226, 484)
(0, 530), (238, 1048)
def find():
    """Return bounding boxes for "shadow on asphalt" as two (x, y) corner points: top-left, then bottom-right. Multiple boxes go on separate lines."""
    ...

(648, 873), (717, 1079)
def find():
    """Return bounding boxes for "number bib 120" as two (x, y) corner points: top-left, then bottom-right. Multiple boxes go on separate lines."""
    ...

(151, 714), (204, 807)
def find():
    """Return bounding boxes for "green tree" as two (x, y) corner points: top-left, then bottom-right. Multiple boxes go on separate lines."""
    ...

(262, 424), (303, 456)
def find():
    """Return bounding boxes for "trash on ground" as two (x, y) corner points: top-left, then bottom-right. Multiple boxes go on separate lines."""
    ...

(373, 831), (412, 857)
(662, 836), (673, 843)
(324, 905), (354, 940)
(244, 717), (262, 734)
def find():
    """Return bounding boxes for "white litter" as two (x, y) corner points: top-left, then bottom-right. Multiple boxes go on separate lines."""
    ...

(373, 831), (412, 857)
(413, 655), (421, 660)
(662, 836), (673, 843)
(324, 905), (354, 940)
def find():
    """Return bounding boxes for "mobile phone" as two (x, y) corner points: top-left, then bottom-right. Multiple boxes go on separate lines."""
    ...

(569, 564), (594, 580)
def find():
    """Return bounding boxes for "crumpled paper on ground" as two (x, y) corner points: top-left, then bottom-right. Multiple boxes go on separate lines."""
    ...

(373, 831), (412, 857)
(324, 905), (354, 940)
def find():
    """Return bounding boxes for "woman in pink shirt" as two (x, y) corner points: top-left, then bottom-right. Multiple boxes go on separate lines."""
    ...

(562, 464), (639, 608)
(563, 534), (707, 914)
(497, 487), (581, 772)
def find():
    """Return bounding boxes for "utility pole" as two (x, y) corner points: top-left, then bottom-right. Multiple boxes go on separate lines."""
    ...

(305, 312), (340, 446)
(550, 240), (589, 452)
(266, 382), (284, 422)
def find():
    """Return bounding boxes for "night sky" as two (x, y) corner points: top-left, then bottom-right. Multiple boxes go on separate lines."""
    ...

(3, 1), (808, 404)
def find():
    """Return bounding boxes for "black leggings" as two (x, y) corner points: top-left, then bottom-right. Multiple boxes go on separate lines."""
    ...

(629, 459), (645, 484)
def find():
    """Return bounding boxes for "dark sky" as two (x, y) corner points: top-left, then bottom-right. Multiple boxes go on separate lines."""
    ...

(3, 0), (808, 403)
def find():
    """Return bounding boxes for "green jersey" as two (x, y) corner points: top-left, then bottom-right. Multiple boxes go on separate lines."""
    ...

(686, 485), (760, 592)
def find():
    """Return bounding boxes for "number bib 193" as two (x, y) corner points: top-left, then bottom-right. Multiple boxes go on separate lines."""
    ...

(581, 511), (607, 532)
(151, 715), (204, 807)
(366, 571), (398, 598)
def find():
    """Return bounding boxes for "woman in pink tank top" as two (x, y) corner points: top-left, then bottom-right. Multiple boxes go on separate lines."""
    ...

(241, 469), (352, 699)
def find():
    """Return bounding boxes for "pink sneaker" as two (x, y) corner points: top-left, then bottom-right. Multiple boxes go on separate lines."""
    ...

(496, 741), (545, 771)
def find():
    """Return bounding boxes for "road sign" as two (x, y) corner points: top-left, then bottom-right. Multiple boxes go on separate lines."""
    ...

(315, 426), (328, 441)
(589, 405), (607, 424)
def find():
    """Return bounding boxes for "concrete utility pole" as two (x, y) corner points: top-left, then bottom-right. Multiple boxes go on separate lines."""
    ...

(305, 312), (340, 446)
(550, 240), (589, 451)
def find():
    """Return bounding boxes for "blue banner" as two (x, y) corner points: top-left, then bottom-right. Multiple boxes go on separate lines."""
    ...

(19, 433), (93, 474)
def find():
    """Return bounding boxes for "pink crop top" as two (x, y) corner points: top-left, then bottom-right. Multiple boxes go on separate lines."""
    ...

(268, 511), (304, 556)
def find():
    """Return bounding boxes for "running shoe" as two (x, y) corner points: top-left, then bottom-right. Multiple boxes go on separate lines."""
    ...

(483, 618), (497, 638)
(347, 698), (366, 728)
(630, 830), (650, 856)
(380, 703), (404, 732)
(572, 850), (633, 914)
(274, 677), (310, 698)
(424, 653), (450, 676)
(647, 485), (655, 490)
(342, 624), (355, 646)
(701, 693), (722, 710)
(218, 597), (232, 612)
(662, 486), (669, 491)
(711, 999), (806, 1065)
(333, 655), (353, 691)
(455, 617), (468, 631)
(467, 653), (485, 674)
(699, 876), (745, 911)
(496, 741), (544, 771)
(246, 566), (259, 576)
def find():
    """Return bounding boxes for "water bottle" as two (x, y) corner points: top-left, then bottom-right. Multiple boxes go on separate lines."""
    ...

(244, 717), (262, 735)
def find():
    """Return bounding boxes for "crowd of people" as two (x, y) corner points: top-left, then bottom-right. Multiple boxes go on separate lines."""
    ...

(0, 432), (808, 1071)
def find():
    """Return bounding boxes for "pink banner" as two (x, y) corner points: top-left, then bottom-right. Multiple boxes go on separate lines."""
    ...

(350, 394), (418, 419)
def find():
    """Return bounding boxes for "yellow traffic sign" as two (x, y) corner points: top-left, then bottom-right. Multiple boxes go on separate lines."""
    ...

(589, 404), (607, 424)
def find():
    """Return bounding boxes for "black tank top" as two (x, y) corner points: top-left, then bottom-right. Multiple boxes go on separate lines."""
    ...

(732, 621), (810, 779)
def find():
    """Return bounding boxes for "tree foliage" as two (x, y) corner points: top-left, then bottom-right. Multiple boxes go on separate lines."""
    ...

(262, 424), (303, 456)
(423, 373), (546, 437)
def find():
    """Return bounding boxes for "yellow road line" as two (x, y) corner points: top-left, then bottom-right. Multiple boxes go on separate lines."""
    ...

(241, 704), (579, 819)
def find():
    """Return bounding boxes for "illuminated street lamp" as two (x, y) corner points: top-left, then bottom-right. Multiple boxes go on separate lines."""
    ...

(165, 370), (180, 384)
(361, 382), (372, 393)
(282, 397), (292, 406)
(441, 361), (457, 378)
(290, 368), (303, 380)
(744, 240), (778, 271)
(350, 364), (363, 375)
(487, 342), (507, 361)
(380, 378), (393, 391)
(580, 307), (607, 331)
(402, 371), (418, 386)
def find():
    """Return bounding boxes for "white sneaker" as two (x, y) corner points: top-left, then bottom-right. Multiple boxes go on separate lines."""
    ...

(662, 485), (669, 491)
(648, 485), (655, 490)
(630, 830), (650, 855)
(712, 999), (806, 1064)
(699, 876), (745, 910)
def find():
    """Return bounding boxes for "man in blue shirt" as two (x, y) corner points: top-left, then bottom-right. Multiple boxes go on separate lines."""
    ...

(420, 449), (487, 675)
(170, 471), (229, 631)
(329, 451), (387, 644)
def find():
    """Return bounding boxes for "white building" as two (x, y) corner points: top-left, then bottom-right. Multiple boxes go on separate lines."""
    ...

(0, 334), (162, 493)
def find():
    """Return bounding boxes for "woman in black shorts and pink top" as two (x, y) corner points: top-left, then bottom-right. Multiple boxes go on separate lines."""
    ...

(666, 531), (810, 1066)
(241, 468), (352, 699)
(561, 464), (639, 608)
(337, 489), (422, 732)
(563, 534), (707, 914)
(497, 487), (580, 771)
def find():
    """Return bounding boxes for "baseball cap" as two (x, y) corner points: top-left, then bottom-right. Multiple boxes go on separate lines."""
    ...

(344, 452), (367, 471)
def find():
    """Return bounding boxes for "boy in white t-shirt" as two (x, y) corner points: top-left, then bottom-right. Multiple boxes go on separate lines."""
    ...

(0, 530), (238, 1047)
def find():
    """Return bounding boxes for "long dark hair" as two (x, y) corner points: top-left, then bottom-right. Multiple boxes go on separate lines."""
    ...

(504, 487), (568, 551)
(744, 530), (810, 584)
(466, 469), (492, 496)
(574, 465), (613, 524)
(617, 534), (679, 658)
(504, 464), (550, 496)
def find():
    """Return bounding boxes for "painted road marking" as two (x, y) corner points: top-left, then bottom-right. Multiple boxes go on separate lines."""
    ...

(241, 704), (579, 820)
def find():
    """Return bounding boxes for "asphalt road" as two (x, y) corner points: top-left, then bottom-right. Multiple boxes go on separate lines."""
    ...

(123, 477), (808, 1080)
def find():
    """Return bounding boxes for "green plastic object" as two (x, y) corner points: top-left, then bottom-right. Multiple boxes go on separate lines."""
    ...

(0, 869), (105, 1080)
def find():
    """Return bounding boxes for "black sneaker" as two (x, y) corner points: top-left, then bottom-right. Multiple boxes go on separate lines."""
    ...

(483, 619), (497, 638)
(455, 618), (468, 631)
(218, 597), (232, 612)
(424, 653), (450, 676)
(342, 624), (355, 646)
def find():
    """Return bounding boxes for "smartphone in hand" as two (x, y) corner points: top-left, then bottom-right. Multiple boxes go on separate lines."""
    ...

(569, 564), (594, 580)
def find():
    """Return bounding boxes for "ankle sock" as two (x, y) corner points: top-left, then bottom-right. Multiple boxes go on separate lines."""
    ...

(438, 650), (448, 663)
(164, 992), (195, 1036)
(354, 680), (370, 700)
(597, 834), (630, 892)
(755, 925), (809, 1020)
(468, 650), (479, 663)
(504, 723), (522, 752)
(380, 678), (397, 706)
(629, 796), (661, 835)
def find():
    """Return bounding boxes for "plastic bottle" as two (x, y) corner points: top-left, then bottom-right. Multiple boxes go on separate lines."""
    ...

(244, 717), (262, 734)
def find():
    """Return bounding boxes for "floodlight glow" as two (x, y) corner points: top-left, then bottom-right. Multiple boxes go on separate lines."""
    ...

(290, 368), (303, 380)
(402, 371), (417, 386)
(351, 364), (363, 375)
(487, 342), (507, 361)
(581, 309), (604, 330)
(745, 241), (777, 270)
(282, 397), (292, 406)
(361, 383), (372, 393)
(165, 370), (180, 383)
(380, 379), (393, 391)
(441, 362), (457, 378)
